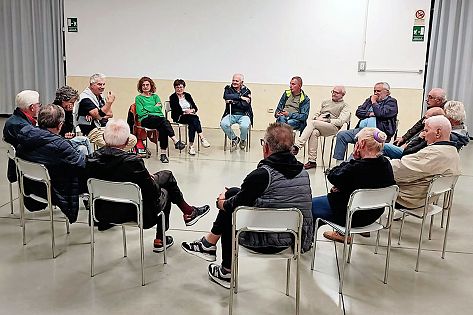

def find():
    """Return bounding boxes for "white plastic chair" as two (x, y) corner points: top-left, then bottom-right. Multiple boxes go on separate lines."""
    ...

(397, 174), (459, 271)
(164, 101), (197, 153)
(72, 101), (83, 136)
(223, 103), (251, 152)
(229, 206), (303, 315)
(16, 157), (70, 258)
(87, 178), (167, 286)
(320, 113), (351, 168)
(311, 185), (399, 293)
(6, 143), (16, 215)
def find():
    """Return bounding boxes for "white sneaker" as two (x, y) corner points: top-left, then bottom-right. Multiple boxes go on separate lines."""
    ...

(188, 146), (196, 155)
(200, 138), (211, 148)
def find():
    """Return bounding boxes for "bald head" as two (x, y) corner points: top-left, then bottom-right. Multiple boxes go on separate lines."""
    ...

(423, 115), (452, 144)
(424, 107), (445, 118)
(426, 88), (447, 108)
(331, 85), (346, 102)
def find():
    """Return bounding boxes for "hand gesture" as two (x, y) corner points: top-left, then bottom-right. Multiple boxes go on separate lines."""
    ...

(370, 94), (378, 104)
(64, 132), (75, 139)
(106, 91), (116, 104)
(241, 96), (250, 103)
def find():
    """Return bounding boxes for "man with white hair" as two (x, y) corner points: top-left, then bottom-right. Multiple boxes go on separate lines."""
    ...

(78, 73), (136, 151)
(393, 87), (447, 146)
(292, 86), (351, 169)
(333, 82), (398, 164)
(86, 119), (210, 252)
(3, 90), (41, 182)
(391, 115), (461, 210)
(220, 73), (253, 151)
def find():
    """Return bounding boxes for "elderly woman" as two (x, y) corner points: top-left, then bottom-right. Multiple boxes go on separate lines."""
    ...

(312, 127), (395, 243)
(135, 76), (186, 163)
(169, 79), (210, 155)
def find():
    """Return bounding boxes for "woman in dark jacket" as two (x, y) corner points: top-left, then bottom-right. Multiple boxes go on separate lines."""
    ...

(312, 127), (395, 243)
(169, 79), (210, 155)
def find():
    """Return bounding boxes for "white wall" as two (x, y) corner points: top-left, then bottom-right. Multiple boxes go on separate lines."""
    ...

(64, 0), (430, 88)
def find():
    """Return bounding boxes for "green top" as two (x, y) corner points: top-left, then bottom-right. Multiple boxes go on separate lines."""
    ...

(135, 94), (163, 121)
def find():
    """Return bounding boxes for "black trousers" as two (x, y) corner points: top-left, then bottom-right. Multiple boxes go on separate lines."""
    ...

(178, 114), (202, 143)
(141, 115), (175, 150)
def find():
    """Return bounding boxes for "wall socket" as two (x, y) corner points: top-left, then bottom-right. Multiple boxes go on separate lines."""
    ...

(358, 61), (367, 72)
(267, 108), (274, 113)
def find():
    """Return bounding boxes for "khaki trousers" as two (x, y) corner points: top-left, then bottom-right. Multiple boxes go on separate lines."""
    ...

(295, 120), (339, 162)
(88, 127), (137, 152)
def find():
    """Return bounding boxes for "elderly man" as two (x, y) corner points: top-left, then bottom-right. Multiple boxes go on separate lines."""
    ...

(78, 73), (136, 151)
(333, 82), (398, 163)
(393, 88), (447, 146)
(181, 123), (313, 289)
(292, 86), (350, 169)
(275, 76), (310, 132)
(3, 90), (41, 183)
(16, 104), (86, 223)
(220, 73), (253, 151)
(86, 119), (210, 252)
(391, 115), (461, 210)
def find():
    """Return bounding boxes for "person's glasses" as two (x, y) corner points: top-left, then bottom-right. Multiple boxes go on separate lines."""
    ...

(427, 95), (437, 100)
(260, 138), (266, 146)
(331, 90), (342, 94)
(373, 89), (383, 93)
(175, 85), (184, 89)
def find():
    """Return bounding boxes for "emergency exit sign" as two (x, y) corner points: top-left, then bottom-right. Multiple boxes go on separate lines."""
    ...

(67, 18), (78, 32)
(412, 26), (424, 41)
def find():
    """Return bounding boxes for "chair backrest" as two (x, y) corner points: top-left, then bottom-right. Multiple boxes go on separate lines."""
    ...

(87, 178), (142, 206)
(427, 174), (459, 199)
(6, 143), (16, 160)
(347, 185), (399, 214)
(233, 206), (302, 233)
(164, 101), (171, 119)
(15, 157), (50, 183)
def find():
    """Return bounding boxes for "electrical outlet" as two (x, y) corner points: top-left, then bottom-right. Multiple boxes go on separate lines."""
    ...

(267, 108), (274, 113)
(358, 61), (366, 72)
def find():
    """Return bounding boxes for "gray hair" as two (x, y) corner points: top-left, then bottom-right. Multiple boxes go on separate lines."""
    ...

(264, 123), (294, 153)
(444, 100), (466, 123)
(104, 119), (130, 147)
(89, 73), (106, 84)
(15, 90), (39, 110)
(55, 86), (79, 103)
(425, 115), (452, 135)
(333, 85), (346, 95)
(233, 73), (244, 81)
(38, 104), (65, 129)
(430, 88), (447, 102)
(375, 82), (390, 91)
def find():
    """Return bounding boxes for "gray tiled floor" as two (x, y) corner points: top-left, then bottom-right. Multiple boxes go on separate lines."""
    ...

(1, 121), (472, 314)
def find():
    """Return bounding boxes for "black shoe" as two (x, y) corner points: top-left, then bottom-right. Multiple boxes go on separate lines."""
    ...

(97, 222), (114, 231)
(181, 238), (217, 261)
(230, 137), (240, 152)
(304, 161), (317, 170)
(153, 236), (174, 253)
(184, 205), (210, 226)
(174, 141), (186, 150)
(160, 154), (169, 163)
(291, 145), (299, 156)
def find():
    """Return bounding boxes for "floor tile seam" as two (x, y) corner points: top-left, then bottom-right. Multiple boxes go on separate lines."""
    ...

(329, 241), (473, 255)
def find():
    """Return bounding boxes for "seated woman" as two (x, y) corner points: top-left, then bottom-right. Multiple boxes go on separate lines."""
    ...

(169, 79), (210, 155)
(312, 127), (395, 243)
(135, 76), (186, 163)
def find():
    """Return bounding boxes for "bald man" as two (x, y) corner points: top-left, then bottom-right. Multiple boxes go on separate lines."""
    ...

(390, 115), (461, 210)
(292, 86), (351, 169)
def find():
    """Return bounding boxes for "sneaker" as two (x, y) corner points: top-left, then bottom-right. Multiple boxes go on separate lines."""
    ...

(160, 154), (169, 163)
(323, 231), (352, 244)
(153, 236), (174, 253)
(304, 161), (317, 169)
(181, 238), (217, 262)
(174, 140), (186, 150)
(188, 146), (196, 155)
(230, 137), (240, 152)
(200, 138), (211, 148)
(208, 263), (231, 289)
(239, 139), (247, 150)
(291, 145), (300, 156)
(184, 205), (210, 226)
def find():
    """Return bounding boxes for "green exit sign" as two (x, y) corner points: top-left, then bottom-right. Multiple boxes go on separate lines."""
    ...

(67, 18), (78, 32)
(412, 26), (424, 41)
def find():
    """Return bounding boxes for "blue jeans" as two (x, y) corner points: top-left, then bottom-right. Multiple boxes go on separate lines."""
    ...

(311, 195), (335, 225)
(220, 114), (251, 140)
(276, 116), (304, 131)
(333, 128), (360, 160)
(70, 136), (93, 156)
(383, 143), (403, 159)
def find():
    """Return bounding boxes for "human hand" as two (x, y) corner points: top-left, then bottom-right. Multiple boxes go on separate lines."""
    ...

(85, 115), (93, 122)
(64, 132), (75, 139)
(106, 91), (115, 104)
(330, 186), (340, 193)
(370, 95), (378, 104)
(393, 137), (403, 146)
(241, 96), (250, 103)
(281, 110), (289, 117)
(369, 112), (376, 117)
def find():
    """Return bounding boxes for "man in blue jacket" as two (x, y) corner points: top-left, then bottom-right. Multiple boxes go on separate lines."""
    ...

(333, 82), (398, 164)
(275, 76), (310, 132)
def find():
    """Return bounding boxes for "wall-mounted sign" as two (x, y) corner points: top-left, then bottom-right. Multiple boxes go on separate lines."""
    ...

(67, 18), (78, 32)
(412, 26), (425, 42)
(415, 10), (425, 19)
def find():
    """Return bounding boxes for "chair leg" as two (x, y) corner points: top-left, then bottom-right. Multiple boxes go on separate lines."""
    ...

(384, 226), (393, 284)
(339, 236), (349, 294)
(311, 219), (321, 270)
(295, 256), (300, 315)
(398, 213), (406, 245)
(375, 218), (382, 254)
(161, 212), (167, 264)
(122, 226), (127, 257)
(140, 225), (145, 286)
(20, 195), (26, 245)
(285, 258), (291, 296)
(442, 208), (452, 259)
(329, 137), (335, 169)
(347, 235), (354, 263)
(440, 208), (446, 228)
(321, 137), (326, 168)
(49, 203), (56, 259)
(90, 213), (95, 277)
(9, 182), (14, 215)
(428, 215), (434, 240)
(415, 216), (427, 272)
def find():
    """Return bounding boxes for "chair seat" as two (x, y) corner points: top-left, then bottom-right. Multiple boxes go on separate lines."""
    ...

(397, 204), (442, 219)
(238, 246), (295, 260)
(327, 221), (384, 235)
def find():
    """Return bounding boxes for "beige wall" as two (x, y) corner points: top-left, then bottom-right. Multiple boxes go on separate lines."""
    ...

(67, 76), (424, 135)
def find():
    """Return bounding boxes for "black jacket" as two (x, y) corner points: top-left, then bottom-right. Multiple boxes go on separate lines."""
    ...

(169, 92), (198, 122)
(86, 147), (160, 229)
(222, 85), (254, 125)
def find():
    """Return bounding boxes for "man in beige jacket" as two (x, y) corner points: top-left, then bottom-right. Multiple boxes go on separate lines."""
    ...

(292, 86), (351, 169)
(391, 115), (461, 209)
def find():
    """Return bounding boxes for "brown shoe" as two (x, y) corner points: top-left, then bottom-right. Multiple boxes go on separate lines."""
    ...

(303, 161), (317, 169)
(323, 231), (352, 244)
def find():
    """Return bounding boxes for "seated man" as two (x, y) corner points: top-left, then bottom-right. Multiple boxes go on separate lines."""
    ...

(86, 119), (210, 252)
(333, 82), (398, 164)
(275, 76), (310, 132)
(393, 87), (447, 146)
(53, 85), (93, 155)
(383, 107), (445, 159)
(292, 85), (350, 169)
(181, 123), (313, 289)
(78, 73), (136, 151)
(16, 104), (86, 223)
(3, 90), (41, 183)
(391, 115), (461, 210)
(220, 73), (253, 151)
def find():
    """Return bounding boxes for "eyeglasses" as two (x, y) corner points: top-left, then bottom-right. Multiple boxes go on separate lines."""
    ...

(260, 138), (266, 146)
(331, 90), (342, 94)
(427, 95), (438, 100)
(174, 85), (184, 89)
(373, 89), (383, 93)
